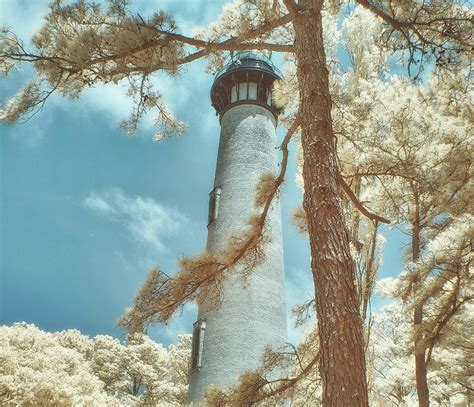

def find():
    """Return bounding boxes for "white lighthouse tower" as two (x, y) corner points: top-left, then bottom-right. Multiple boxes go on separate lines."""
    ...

(187, 51), (287, 402)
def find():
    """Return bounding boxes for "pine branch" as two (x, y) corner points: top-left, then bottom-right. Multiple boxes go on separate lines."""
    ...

(356, 0), (473, 76)
(282, 0), (300, 17)
(337, 174), (391, 224)
(252, 350), (320, 404)
(177, 13), (293, 65)
(119, 113), (301, 328)
(146, 27), (293, 53)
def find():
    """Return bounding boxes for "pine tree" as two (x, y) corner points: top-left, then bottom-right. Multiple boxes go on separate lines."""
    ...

(1, 1), (471, 405)
(338, 65), (472, 406)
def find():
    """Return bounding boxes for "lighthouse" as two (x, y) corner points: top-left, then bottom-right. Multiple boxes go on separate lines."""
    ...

(187, 51), (287, 402)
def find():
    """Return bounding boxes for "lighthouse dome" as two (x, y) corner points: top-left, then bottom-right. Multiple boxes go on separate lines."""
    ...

(210, 51), (282, 117)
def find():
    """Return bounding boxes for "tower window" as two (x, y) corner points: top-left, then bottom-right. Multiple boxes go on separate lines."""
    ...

(208, 187), (221, 226)
(191, 319), (206, 369)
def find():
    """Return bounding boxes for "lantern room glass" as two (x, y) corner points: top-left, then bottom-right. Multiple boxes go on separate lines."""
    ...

(230, 82), (271, 105)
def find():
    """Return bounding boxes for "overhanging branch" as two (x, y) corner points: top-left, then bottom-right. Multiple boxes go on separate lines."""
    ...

(337, 174), (391, 224)
(177, 13), (293, 65)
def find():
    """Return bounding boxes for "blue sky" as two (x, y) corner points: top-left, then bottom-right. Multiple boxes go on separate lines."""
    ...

(0, 0), (407, 347)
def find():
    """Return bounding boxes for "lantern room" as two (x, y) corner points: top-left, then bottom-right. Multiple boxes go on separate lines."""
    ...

(210, 51), (283, 118)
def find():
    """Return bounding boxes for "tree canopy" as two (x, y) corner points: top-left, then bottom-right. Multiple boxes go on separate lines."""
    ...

(1, 1), (472, 406)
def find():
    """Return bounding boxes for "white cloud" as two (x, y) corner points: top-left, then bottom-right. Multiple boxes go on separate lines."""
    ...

(79, 83), (132, 123)
(83, 193), (117, 216)
(83, 188), (186, 252)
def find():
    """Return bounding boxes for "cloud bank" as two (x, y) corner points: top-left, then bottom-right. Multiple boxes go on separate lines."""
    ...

(84, 188), (186, 253)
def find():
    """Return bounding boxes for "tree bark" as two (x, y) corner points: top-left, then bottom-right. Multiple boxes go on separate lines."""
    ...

(362, 222), (377, 322)
(412, 203), (430, 407)
(293, 1), (369, 405)
(414, 304), (429, 407)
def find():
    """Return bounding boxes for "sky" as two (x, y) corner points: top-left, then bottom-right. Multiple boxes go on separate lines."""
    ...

(0, 0), (407, 347)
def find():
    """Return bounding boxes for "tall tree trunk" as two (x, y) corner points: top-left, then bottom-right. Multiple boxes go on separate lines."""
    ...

(414, 304), (429, 407)
(412, 204), (430, 407)
(294, 1), (369, 405)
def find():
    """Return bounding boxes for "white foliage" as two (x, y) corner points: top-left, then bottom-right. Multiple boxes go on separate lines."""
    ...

(369, 302), (473, 406)
(0, 323), (191, 406)
(0, 323), (119, 406)
(425, 214), (473, 259)
(342, 6), (389, 78)
(375, 276), (401, 298)
(369, 303), (417, 406)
